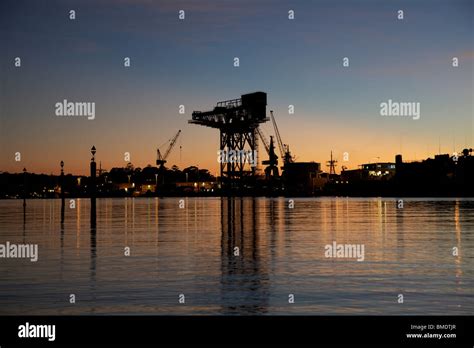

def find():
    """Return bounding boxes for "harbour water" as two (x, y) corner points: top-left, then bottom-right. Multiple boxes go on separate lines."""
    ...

(0, 197), (472, 315)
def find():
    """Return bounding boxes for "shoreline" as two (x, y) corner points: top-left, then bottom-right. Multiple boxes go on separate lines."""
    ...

(2, 194), (473, 199)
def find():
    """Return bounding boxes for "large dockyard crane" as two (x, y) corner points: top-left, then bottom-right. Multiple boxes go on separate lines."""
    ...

(189, 92), (268, 185)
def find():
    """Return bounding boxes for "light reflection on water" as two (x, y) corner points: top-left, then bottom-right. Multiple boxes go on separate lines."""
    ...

(0, 197), (472, 315)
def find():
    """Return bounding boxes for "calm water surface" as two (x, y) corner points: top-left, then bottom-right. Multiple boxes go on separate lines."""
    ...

(0, 197), (473, 315)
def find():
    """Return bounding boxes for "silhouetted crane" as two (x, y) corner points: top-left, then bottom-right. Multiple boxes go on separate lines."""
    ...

(189, 92), (268, 185)
(156, 130), (181, 169)
(257, 127), (279, 178)
(256, 127), (270, 155)
(270, 110), (293, 165)
(156, 130), (181, 188)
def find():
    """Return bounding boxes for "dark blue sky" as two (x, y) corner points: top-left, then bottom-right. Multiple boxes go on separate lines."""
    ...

(1, 0), (472, 174)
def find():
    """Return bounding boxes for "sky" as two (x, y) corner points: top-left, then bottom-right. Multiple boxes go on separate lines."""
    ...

(0, 0), (472, 175)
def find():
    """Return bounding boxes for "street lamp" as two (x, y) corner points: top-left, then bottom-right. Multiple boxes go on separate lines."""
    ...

(91, 146), (96, 161)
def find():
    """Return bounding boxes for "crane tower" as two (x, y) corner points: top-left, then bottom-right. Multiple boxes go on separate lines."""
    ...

(189, 92), (268, 186)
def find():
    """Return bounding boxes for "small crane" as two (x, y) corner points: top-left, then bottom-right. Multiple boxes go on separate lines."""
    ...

(256, 127), (279, 178)
(270, 110), (293, 165)
(256, 127), (270, 155)
(155, 130), (181, 189)
(156, 130), (181, 169)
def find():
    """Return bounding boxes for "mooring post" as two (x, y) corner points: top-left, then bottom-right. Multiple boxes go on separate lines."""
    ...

(90, 146), (97, 228)
(22, 167), (27, 207)
(60, 160), (65, 223)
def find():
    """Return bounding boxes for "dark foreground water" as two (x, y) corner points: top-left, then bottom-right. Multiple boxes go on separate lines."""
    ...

(0, 197), (472, 315)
